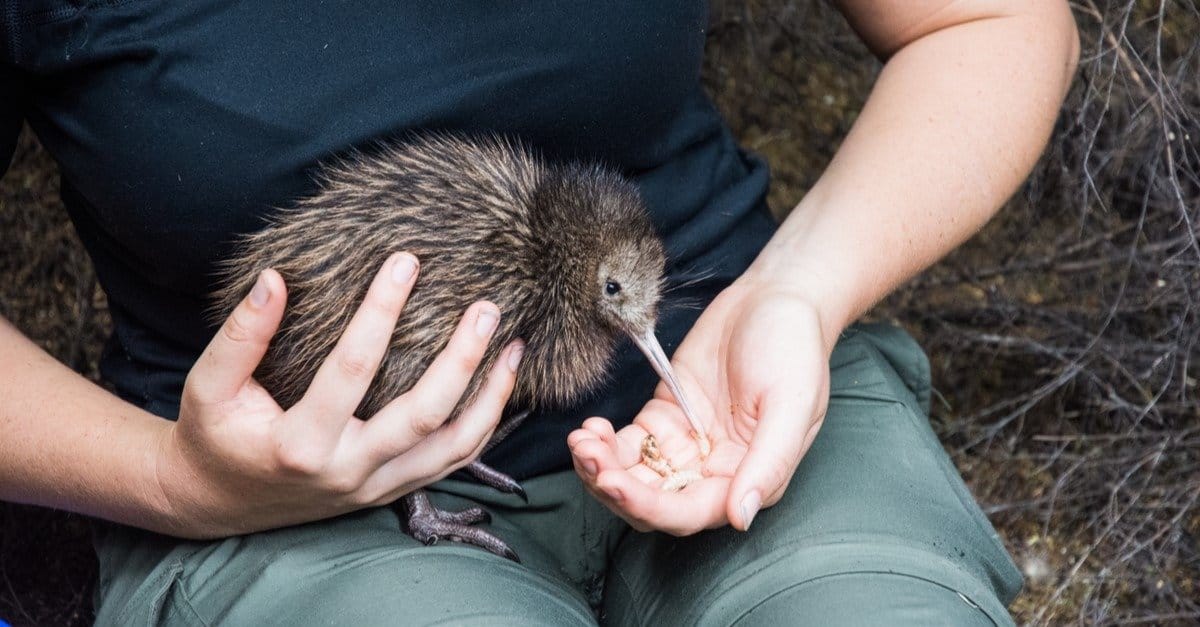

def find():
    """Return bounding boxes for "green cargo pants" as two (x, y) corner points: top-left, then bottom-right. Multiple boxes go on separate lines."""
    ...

(92, 323), (1023, 625)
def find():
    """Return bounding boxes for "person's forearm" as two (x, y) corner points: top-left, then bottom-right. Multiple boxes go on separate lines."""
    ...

(0, 316), (175, 530)
(746, 1), (1080, 345)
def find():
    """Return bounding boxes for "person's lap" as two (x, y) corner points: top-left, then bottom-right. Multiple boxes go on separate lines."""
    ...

(92, 323), (1022, 626)
(602, 323), (1021, 625)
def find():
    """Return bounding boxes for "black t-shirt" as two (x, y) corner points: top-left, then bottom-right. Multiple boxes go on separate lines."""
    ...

(0, 1), (776, 478)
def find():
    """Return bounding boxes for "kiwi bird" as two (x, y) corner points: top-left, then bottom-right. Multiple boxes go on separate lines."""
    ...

(213, 134), (707, 560)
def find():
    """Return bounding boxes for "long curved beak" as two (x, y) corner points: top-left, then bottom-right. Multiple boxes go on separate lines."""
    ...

(630, 327), (711, 457)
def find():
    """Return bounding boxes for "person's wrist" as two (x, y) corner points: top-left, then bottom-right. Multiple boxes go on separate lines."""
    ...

(738, 253), (853, 356)
(138, 415), (184, 534)
(145, 416), (216, 538)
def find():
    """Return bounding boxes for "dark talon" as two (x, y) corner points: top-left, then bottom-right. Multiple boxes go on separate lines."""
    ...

(482, 410), (532, 455)
(401, 489), (519, 561)
(466, 461), (528, 502)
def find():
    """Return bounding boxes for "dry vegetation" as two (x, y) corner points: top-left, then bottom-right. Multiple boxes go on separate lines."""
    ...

(2, 1), (1198, 625)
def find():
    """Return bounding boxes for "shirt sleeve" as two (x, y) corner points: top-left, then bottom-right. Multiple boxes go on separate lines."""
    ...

(1, 63), (23, 176)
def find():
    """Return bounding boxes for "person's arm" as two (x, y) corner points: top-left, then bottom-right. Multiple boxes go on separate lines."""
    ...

(0, 318), (181, 528)
(3, 256), (524, 537)
(1, 69), (521, 537)
(569, 0), (1080, 534)
(749, 0), (1081, 339)
(0, 66), (179, 529)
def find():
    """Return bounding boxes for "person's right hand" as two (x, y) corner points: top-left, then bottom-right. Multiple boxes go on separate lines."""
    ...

(154, 253), (522, 538)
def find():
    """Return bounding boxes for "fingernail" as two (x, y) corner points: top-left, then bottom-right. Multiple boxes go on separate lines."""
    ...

(391, 255), (416, 284)
(583, 459), (598, 477)
(476, 308), (499, 337)
(507, 343), (524, 371)
(602, 486), (624, 502)
(249, 273), (269, 308)
(740, 490), (762, 530)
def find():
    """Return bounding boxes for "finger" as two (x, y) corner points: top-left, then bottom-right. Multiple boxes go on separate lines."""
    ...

(632, 404), (704, 464)
(566, 426), (601, 451)
(635, 402), (744, 479)
(581, 417), (644, 468)
(581, 417), (616, 443)
(187, 269), (287, 404)
(360, 340), (523, 468)
(301, 253), (418, 420)
(567, 427), (603, 477)
(699, 439), (746, 479)
(594, 469), (730, 536)
(726, 388), (825, 531)
(578, 476), (652, 533)
(399, 301), (501, 426)
(612, 425), (655, 469)
(569, 431), (602, 487)
(570, 434), (660, 486)
(357, 338), (523, 494)
(568, 450), (648, 529)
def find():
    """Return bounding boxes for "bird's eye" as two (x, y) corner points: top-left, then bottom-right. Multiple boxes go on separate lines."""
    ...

(605, 280), (622, 296)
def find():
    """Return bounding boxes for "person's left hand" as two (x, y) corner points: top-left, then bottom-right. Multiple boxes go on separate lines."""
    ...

(568, 276), (840, 534)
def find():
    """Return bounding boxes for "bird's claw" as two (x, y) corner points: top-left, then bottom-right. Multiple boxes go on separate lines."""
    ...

(401, 490), (520, 562)
(465, 461), (528, 502)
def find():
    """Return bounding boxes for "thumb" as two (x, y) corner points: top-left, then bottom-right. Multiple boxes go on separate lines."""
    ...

(726, 387), (824, 531)
(187, 269), (287, 403)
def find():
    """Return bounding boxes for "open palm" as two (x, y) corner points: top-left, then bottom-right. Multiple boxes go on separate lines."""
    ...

(569, 279), (834, 535)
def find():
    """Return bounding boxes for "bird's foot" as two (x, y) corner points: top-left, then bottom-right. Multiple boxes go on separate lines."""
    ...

(401, 490), (519, 562)
(465, 461), (527, 501)
(482, 409), (532, 455)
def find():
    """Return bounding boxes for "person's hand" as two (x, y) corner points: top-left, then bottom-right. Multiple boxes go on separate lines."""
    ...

(155, 253), (523, 538)
(569, 276), (839, 535)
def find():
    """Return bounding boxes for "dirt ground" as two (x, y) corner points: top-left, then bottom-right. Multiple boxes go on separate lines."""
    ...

(2, 2), (1198, 625)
